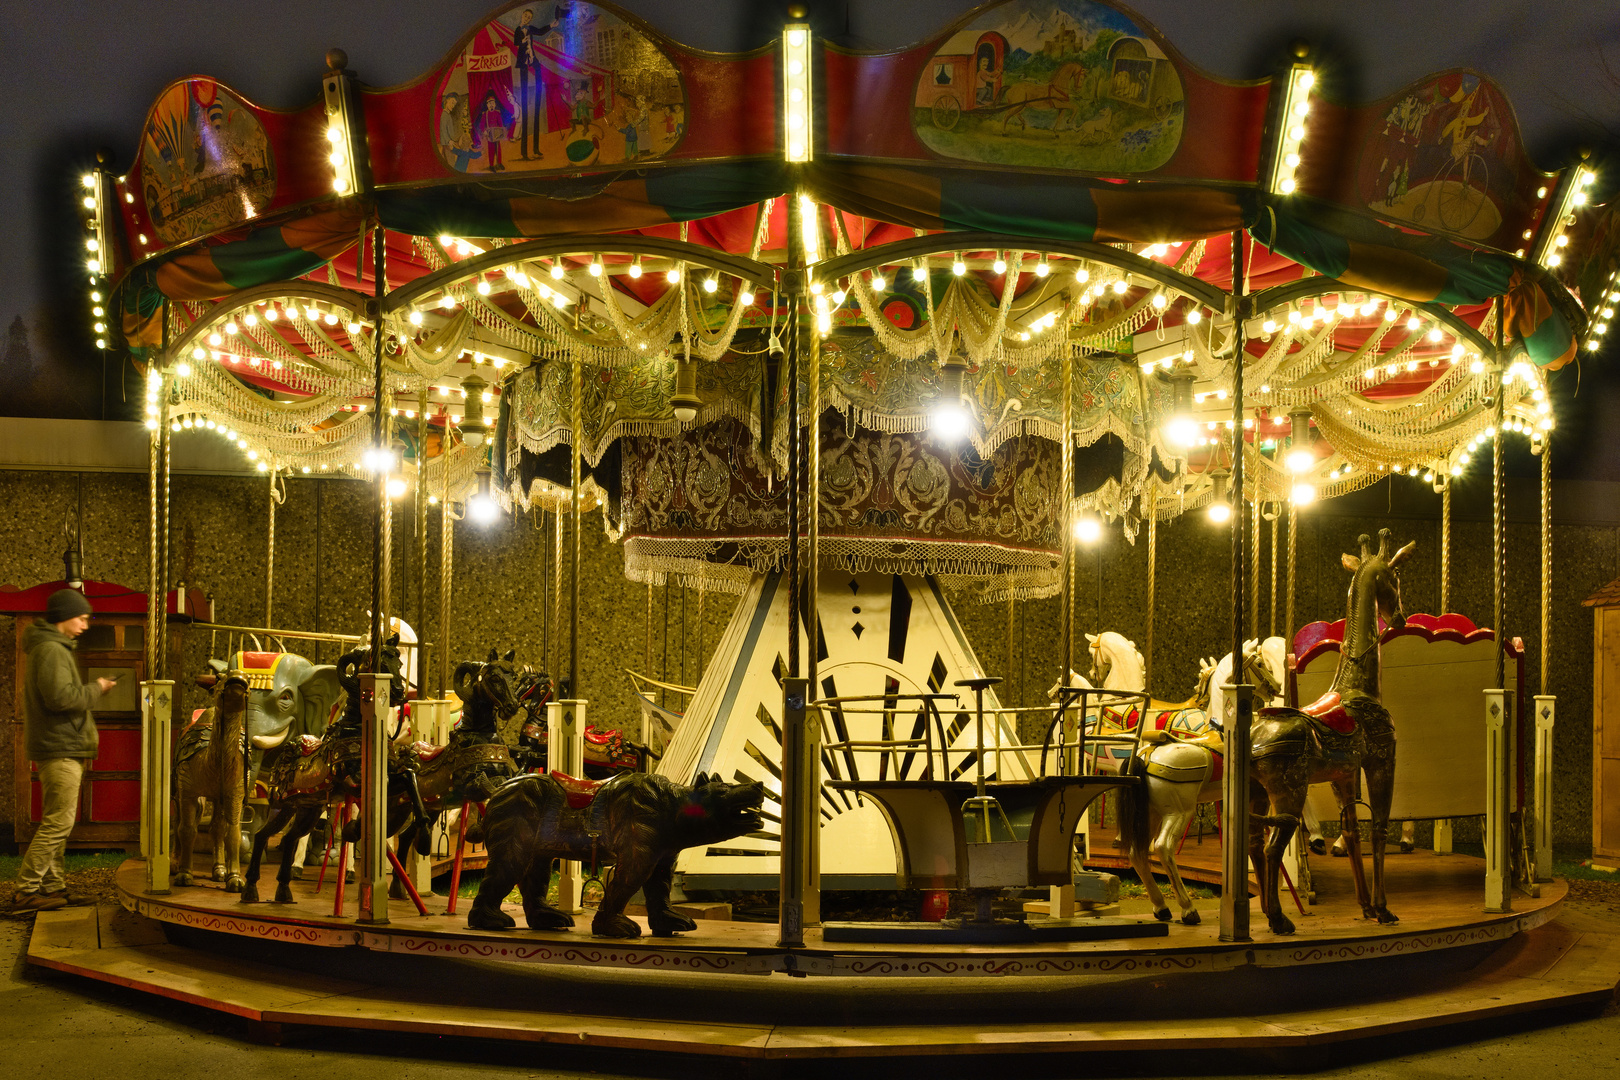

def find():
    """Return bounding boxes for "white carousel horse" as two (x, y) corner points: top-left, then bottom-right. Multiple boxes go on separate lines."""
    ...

(1116, 644), (1285, 924)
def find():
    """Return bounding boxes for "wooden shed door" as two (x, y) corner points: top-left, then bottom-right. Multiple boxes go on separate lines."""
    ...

(1597, 607), (1620, 859)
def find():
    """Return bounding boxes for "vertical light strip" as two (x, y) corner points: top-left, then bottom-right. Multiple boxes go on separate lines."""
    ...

(782, 23), (813, 163)
(82, 166), (108, 349)
(322, 52), (365, 196)
(1535, 165), (1596, 269)
(1267, 63), (1315, 196)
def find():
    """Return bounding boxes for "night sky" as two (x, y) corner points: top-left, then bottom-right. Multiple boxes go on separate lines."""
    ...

(2, 1), (1616, 467)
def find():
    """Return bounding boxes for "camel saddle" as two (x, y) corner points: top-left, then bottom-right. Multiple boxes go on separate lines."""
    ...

(549, 770), (602, 809)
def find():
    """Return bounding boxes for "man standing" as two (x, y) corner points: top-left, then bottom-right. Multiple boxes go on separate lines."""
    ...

(512, 8), (560, 161)
(11, 589), (115, 911)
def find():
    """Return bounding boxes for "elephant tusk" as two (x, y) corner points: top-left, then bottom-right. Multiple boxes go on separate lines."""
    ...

(250, 730), (290, 750)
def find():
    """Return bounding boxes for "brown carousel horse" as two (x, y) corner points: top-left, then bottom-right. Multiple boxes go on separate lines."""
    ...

(173, 666), (251, 891)
(240, 637), (409, 904)
(1249, 530), (1414, 934)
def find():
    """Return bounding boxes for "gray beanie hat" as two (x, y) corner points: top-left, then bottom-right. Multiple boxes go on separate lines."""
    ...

(46, 588), (93, 624)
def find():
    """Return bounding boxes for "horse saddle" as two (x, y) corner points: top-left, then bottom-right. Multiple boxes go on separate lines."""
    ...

(1298, 691), (1356, 735)
(549, 770), (602, 809)
(294, 734), (324, 757)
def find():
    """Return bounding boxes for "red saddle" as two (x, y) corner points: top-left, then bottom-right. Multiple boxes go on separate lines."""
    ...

(1300, 691), (1356, 735)
(294, 734), (324, 756)
(548, 770), (602, 809)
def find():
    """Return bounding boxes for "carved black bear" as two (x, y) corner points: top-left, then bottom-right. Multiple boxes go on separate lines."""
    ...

(467, 770), (765, 938)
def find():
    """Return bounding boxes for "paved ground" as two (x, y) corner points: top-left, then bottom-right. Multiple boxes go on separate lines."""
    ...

(2, 898), (1617, 1079)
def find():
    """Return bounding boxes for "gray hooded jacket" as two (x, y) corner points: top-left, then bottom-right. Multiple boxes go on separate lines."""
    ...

(23, 619), (101, 760)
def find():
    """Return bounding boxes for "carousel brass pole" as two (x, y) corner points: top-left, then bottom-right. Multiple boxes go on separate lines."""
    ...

(804, 291), (824, 929)
(1221, 229), (1252, 943)
(141, 365), (173, 893)
(437, 440), (453, 700)
(552, 505), (564, 681)
(1250, 492), (1261, 643)
(1269, 507), (1279, 638)
(1485, 299), (1511, 912)
(360, 222), (391, 925)
(265, 468), (277, 627)
(779, 177), (810, 949)
(1286, 501), (1298, 643)
(1533, 433), (1555, 881)
(1059, 351), (1074, 690)
(1144, 487), (1157, 694)
(416, 389), (428, 691)
(1440, 480), (1452, 612)
(1434, 475), (1455, 854)
(569, 358), (582, 699)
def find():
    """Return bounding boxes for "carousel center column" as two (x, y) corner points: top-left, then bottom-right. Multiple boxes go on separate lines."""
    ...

(140, 360), (173, 895)
(777, 16), (815, 950)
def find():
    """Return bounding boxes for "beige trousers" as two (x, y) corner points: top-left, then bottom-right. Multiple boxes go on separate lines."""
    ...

(18, 758), (84, 893)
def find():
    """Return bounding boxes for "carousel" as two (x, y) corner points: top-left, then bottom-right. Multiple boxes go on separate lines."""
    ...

(26, 0), (1620, 1063)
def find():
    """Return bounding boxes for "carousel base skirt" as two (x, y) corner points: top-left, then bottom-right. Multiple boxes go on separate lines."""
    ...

(821, 915), (1169, 943)
(19, 858), (1618, 1064)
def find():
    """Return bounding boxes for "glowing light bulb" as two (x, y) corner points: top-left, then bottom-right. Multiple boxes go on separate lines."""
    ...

(1187, 309), (1202, 324)
(1034, 262), (1050, 277)
(175, 361), (192, 377)
(628, 262), (642, 278)
(666, 268), (681, 284)
(703, 277), (718, 293)
(951, 259), (966, 276)
(1073, 515), (1101, 544)
(1291, 482), (1316, 505)
(992, 256), (1007, 274)
(870, 274), (885, 291)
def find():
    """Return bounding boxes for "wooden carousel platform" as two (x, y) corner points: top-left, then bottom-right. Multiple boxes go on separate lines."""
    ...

(19, 856), (1618, 1063)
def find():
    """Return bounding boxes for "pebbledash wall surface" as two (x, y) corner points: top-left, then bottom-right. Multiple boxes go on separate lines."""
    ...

(0, 464), (1612, 854)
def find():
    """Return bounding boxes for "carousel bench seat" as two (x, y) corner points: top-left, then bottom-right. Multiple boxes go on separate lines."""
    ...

(825, 776), (1137, 890)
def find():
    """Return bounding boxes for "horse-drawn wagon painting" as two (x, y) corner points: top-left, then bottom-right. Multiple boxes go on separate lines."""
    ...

(913, 0), (1184, 173)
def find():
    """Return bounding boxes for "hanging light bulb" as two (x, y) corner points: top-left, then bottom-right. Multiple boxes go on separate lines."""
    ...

(1285, 408), (1314, 473)
(671, 357), (701, 423)
(932, 355), (971, 440)
(1163, 373), (1197, 448)
(870, 272), (885, 291)
(1207, 469), (1232, 525)
(1073, 514), (1102, 544)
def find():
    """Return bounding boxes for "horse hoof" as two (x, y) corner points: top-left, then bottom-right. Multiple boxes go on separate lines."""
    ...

(1399, 842), (1415, 855)
(1309, 839), (1326, 856)
(1268, 915), (1297, 935)
(224, 876), (245, 895)
(467, 905), (516, 931)
(239, 886), (259, 904)
(1153, 907), (1172, 922)
(273, 884), (295, 904)
(592, 913), (643, 939)
(289, 866), (305, 880)
(173, 872), (195, 888)
(1180, 909), (1202, 926)
(1376, 908), (1400, 925)
(211, 866), (228, 883)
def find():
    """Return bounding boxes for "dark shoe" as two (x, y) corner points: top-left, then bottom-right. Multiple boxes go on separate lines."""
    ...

(41, 888), (93, 907)
(11, 891), (68, 912)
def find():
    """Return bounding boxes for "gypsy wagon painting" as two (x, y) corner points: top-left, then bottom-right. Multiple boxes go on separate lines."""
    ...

(1357, 73), (1517, 241)
(913, 0), (1184, 173)
(139, 79), (274, 246)
(433, 1), (685, 175)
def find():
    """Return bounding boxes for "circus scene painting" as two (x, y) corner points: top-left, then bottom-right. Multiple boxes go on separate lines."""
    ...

(139, 79), (274, 246)
(433, 1), (685, 175)
(1357, 73), (1518, 241)
(913, 0), (1184, 173)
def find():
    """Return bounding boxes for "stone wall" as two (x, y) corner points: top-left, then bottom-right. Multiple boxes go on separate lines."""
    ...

(1, 467), (1609, 854)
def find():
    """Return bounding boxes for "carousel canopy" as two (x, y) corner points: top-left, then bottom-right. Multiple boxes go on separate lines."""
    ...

(82, 0), (1618, 595)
